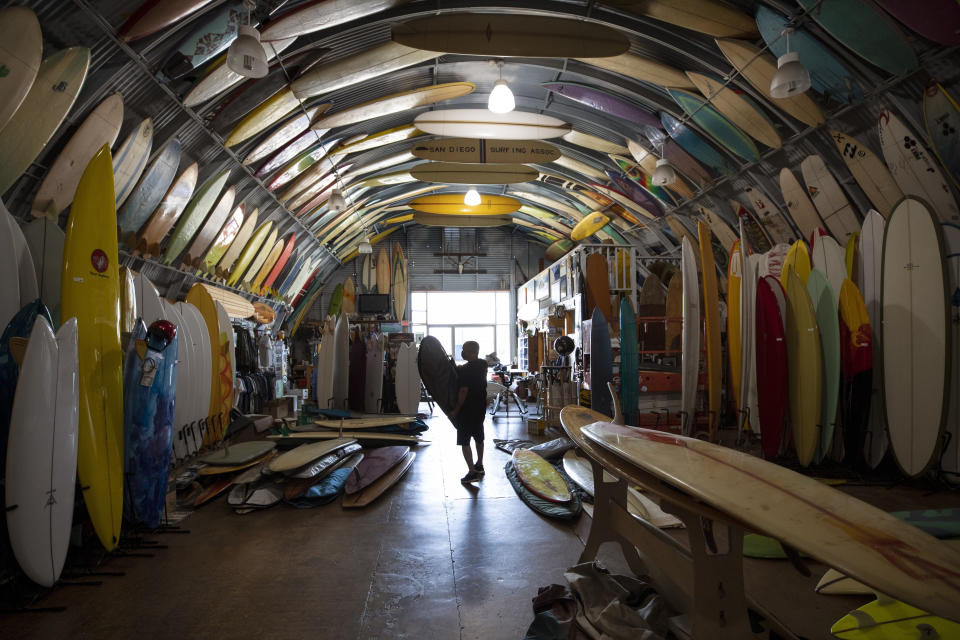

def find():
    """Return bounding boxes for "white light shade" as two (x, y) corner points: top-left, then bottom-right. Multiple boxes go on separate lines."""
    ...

(652, 158), (676, 186)
(329, 188), (347, 213)
(770, 51), (811, 99)
(226, 25), (268, 78)
(488, 80), (515, 114)
(464, 187), (481, 206)
(358, 238), (373, 254)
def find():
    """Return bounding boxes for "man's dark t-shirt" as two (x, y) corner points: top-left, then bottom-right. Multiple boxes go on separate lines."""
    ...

(454, 359), (488, 429)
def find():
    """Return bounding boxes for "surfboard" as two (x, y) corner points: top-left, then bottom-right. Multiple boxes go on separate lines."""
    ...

(249, 237), (285, 293)
(756, 6), (864, 104)
(136, 162), (198, 256)
(576, 51), (694, 89)
(590, 307), (613, 417)
(245, 107), (324, 170)
(756, 275), (788, 458)
(742, 185), (795, 244)
(807, 269), (841, 462)
(177, 301), (211, 448)
(159, 0), (246, 79)
(858, 211), (887, 468)
(661, 111), (736, 177)
(182, 185), (236, 268)
(395, 342), (420, 415)
(112, 118), (154, 208)
(239, 227), (278, 289)
(553, 154), (607, 182)
(562, 130), (630, 157)
(780, 239), (811, 290)
(61, 144), (123, 551)
(20, 218), (63, 327)
(785, 266), (822, 467)
(679, 237), (700, 435)
(619, 298), (639, 425)
(184, 286), (230, 444)
(812, 234), (847, 304)
(883, 197), (949, 477)
(875, 0), (960, 46)
(578, 421), (960, 620)
(414, 335), (457, 417)
(407, 194), (520, 217)
(31, 93), (123, 219)
(267, 137), (341, 191)
(342, 277), (356, 315)
(410, 162), (538, 185)
(603, 0), (758, 38)
(364, 333), (384, 413)
(330, 313), (349, 409)
(728, 242), (744, 429)
(224, 86), (303, 148)
(0, 46), (90, 195)
(118, 140), (182, 246)
(831, 598), (960, 639)
(777, 167), (824, 240)
(162, 170), (229, 264)
(685, 71), (781, 149)
(830, 130), (903, 217)
(342, 450), (415, 508)
(698, 221), (722, 437)
(5, 315), (77, 588)
(542, 82), (661, 129)
(200, 441), (275, 466)
(570, 213), (610, 242)
(414, 109), (571, 140)
(214, 207), (258, 277)
(269, 438), (356, 474)
(0, 6), (41, 133)
(796, 0), (917, 76)
(161, 301), (191, 461)
(800, 154), (861, 242)
(669, 88), (760, 163)
(392, 13), (628, 57)
(375, 246), (391, 294)
(715, 38), (825, 128)
(360, 255), (375, 292)
(198, 203), (245, 275)
(879, 109), (960, 223)
(183, 36), (297, 107)
(226, 221), (272, 286)
(122, 319), (177, 529)
(118, 0), (216, 42)
(512, 449), (571, 502)
(133, 272), (167, 329)
(838, 277), (873, 465)
(627, 139), (698, 199)
(392, 243), (407, 322)
(260, 0), (406, 41)
(312, 82), (475, 132)
(261, 233), (296, 294)
(194, 283), (254, 319)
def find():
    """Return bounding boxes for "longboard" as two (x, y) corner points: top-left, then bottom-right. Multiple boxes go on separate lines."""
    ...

(268, 437), (356, 474)
(410, 162), (538, 185)
(61, 144), (123, 551)
(0, 6), (42, 132)
(112, 118), (154, 208)
(808, 269), (841, 462)
(136, 162), (198, 255)
(162, 170), (230, 264)
(785, 267), (822, 467)
(830, 130), (902, 217)
(414, 109), (570, 140)
(698, 221), (722, 437)
(311, 82), (475, 131)
(199, 203), (246, 275)
(800, 154), (861, 242)
(685, 71), (780, 149)
(20, 217), (63, 327)
(392, 244), (407, 322)
(182, 185), (237, 268)
(417, 335), (458, 416)
(342, 451), (415, 508)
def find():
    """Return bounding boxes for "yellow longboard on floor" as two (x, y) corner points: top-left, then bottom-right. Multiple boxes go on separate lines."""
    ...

(513, 449), (571, 502)
(61, 144), (123, 551)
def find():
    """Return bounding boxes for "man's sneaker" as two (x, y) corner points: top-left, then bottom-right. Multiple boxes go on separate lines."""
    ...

(461, 471), (481, 484)
(474, 464), (485, 476)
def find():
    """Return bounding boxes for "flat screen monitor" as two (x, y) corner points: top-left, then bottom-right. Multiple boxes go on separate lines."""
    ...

(357, 293), (390, 314)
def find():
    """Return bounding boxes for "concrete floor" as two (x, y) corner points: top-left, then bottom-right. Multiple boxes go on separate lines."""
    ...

(2, 405), (959, 639)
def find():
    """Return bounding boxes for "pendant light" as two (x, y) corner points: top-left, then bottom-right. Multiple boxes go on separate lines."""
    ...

(770, 27), (811, 98)
(226, 0), (268, 78)
(487, 59), (515, 114)
(329, 188), (347, 213)
(652, 158), (676, 186)
(358, 237), (373, 254)
(464, 187), (481, 206)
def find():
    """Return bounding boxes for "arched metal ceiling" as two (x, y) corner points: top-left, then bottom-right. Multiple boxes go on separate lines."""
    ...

(5, 0), (957, 304)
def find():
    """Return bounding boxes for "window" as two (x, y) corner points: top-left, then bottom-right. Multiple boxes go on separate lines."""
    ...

(411, 291), (513, 363)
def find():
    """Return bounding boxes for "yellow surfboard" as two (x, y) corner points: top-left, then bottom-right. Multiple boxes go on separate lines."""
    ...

(780, 239), (811, 289)
(61, 144), (123, 551)
(845, 231), (859, 279)
(227, 221), (273, 287)
(185, 284), (233, 444)
(697, 221), (722, 438)
(250, 237), (285, 293)
(727, 239), (744, 428)
(513, 449), (571, 502)
(785, 267), (822, 467)
(570, 212), (610, 241)
(407, 193), (520, 216)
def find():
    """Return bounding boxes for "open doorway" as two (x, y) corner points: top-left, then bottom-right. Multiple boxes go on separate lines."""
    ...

(410, 291), (512, 364)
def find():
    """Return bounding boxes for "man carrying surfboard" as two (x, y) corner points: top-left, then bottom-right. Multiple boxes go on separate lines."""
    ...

(449, 341), (488, 483)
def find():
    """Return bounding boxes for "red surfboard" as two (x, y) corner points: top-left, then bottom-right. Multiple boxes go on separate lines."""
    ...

(755, 275), (788, 459)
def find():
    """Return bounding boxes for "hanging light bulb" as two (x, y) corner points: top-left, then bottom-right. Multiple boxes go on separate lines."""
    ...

(464, 187), (482, 206)
(770, 27), (811, 98)
(226, 1), (268, 78)
(487, 59), (515, 114)
(652, 158), (676, 186)
(329, 188), (347, 213)
(358, 236), (373, 254)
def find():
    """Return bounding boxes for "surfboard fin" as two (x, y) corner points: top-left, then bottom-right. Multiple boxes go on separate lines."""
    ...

(607, 382), (624, 425)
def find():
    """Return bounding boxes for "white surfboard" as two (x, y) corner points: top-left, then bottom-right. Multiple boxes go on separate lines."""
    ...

(364, 333), (384, 413)
(133, 272), (167, 326)
(742, 185), (795, 243)
(800, 154), (860, 242)
(291, 41), (437, 100)
(414, 109), (571, 140)
(112, 118), (154, 208)
(178, 301), (212, 446)
(0, 200), (39, 331)
(315, 318), (336, 409)
(0, 6), (42, 132)
(882, 197), (949, 477)
(942, 223), (960, 479)
(553, 154), (607, 181)
(680, 236), (700, 436)
(21, 217), (65, 327)
(830, 129), (903, 218)
(332, 313), (349, 410)
(260, 0), (406, 41)
(858, 211), (887, 468)
(31, 93), (123, 218)
(779, 167), (825, 239)
(395, 342), (420, 415)
(811, 235), (847, 301)
(5, 316), (78, 588)
(878, 109), (960, 223)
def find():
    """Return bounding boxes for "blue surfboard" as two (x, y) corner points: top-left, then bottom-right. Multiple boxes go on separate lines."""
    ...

(123, 319), (178, 529)
(668, 89), (761, 163)
(660, 112), (737, 177)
